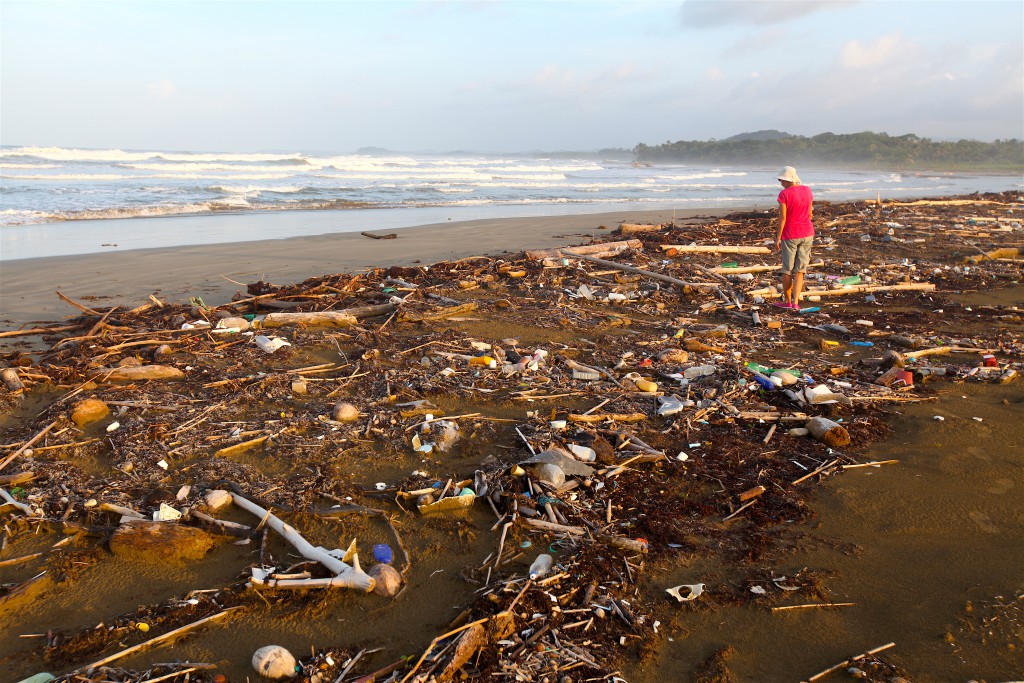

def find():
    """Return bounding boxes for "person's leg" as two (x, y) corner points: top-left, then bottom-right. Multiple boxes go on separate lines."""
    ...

(790, 238), (812, 307)
(779, 239), (797, 306)
(792, 271), (805, 308)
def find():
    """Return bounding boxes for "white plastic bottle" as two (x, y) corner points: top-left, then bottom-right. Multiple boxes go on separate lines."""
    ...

(528, 553), (553, 580)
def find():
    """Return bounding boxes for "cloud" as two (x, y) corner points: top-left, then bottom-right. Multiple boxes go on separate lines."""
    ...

(147, 79), (176, 99)
(678, 0), (854, 28)
(840, 32), (906, 68)
(705, 66), (723, 80)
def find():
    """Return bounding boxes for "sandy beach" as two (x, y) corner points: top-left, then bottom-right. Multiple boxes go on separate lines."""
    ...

(1, 208), (730, 331)
(0, 200), (1021, 682)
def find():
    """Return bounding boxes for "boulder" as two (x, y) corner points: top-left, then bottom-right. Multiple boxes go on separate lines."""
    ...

(71, 398), (110, 428)
(109, 521), (217, 564)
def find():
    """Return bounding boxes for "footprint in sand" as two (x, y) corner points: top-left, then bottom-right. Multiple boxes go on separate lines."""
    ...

(987, 478), (1014, 495)
(969, 510), (999, 534)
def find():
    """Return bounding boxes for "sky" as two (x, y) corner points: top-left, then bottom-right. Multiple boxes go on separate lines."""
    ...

(2, 0), (1022, 153)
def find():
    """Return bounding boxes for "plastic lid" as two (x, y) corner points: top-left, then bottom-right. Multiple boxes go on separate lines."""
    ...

(373, 543), (394, 564)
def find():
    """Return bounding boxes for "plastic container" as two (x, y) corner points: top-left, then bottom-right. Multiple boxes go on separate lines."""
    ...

(469, 355), (497, 368)
(634, 378), (658, 392)
(752, 374), (776, 391)
(567, 444), (597, 462)
(529, 553), (554, 580)
(572, 369), (601, 381)
(684, 365), (717, 380)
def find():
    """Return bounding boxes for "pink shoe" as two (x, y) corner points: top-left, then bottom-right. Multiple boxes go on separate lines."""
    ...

(789, 302), (801, 310)
(772, 301), (791, 309)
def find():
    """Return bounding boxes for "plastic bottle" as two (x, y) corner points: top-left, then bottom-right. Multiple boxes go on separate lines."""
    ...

(529, 553), (554, 580)
(634, 378), (658, 392)
(469, 355), (496, 368)
(744, 361), (773, 375)
(684, 365), (716, 380)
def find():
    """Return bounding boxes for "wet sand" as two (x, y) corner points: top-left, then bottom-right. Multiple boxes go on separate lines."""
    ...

(0, 207), (733, 330)
(629, 379), (1024, 682)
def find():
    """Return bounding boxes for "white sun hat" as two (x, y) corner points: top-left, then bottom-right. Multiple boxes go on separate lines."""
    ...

(777, 166), (801, 183)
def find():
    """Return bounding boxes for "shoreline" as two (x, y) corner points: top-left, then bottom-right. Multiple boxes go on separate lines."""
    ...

(0, 206), (742, 331)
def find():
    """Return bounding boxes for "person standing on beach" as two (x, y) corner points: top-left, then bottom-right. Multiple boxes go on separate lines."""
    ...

(773, 166), (815, 309)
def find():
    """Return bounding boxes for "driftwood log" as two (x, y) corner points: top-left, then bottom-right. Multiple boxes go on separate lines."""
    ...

(228, 492), (375, 591)
(260, 303), (397, 328)
(525, 239), (642, 261)
(91, 365), (186, 382)
(746, 282), (936, 299)
(617, 223), (663, 235)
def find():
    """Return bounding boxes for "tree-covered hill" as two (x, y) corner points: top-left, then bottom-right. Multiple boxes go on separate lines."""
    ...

(634, 131), (1023, 171)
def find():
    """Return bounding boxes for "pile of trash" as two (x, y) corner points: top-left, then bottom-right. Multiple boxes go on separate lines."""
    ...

(1, 191), (1021, 682)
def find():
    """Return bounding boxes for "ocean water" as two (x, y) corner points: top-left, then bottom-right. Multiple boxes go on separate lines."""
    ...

(1, 145), (1021, 260)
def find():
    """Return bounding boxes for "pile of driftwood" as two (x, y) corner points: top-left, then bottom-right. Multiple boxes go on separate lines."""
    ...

(1, 191), (1021, 682)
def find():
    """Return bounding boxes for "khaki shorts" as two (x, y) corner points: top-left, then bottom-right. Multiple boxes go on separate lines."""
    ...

(781, 237), (813, 273)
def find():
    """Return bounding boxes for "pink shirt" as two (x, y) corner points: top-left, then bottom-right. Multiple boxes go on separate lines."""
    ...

(777, 185), (815, 240)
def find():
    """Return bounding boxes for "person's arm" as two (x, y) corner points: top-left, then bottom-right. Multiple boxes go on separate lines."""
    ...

(775, 201), (787, 251)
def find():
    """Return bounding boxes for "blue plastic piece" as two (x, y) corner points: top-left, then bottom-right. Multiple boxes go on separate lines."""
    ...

(373, 543), (394, 564)
(752, 374), (775, 390)
(849, 340), (875, 347)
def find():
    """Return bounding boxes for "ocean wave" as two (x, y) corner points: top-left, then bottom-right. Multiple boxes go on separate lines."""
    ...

(0, 162), (62, 169)
(1, 147), (159, 162)
(490, 173), (568, 181)
(313, 171), (489, 181)
(210, 184), (306, 194)
(153, 152), (310, 164)
(119, 162), (312, 172)
(6, 173), (133, 181)
(0, 209), (51, 225)
(0, 146), (311, 165)
(652, 171), (749, 181)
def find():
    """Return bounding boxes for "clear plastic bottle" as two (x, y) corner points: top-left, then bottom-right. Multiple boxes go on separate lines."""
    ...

(684, 364), (717, 379)
(529, 553), (554, 580)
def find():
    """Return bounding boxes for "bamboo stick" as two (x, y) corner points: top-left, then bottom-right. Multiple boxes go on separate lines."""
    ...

(80, 608), (241, 672)
(805, 642), (896, 682)
(772, 602), (855, 612)
(560, 250), (720, 288)
(661, 244), (771, 254)
(0, 421), (58, 473)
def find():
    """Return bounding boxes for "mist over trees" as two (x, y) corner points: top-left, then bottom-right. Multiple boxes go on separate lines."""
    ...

(634, 131), (1024, 171)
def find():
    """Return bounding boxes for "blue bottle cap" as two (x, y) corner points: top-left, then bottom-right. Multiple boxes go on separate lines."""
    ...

(373, 543), (394, 564)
